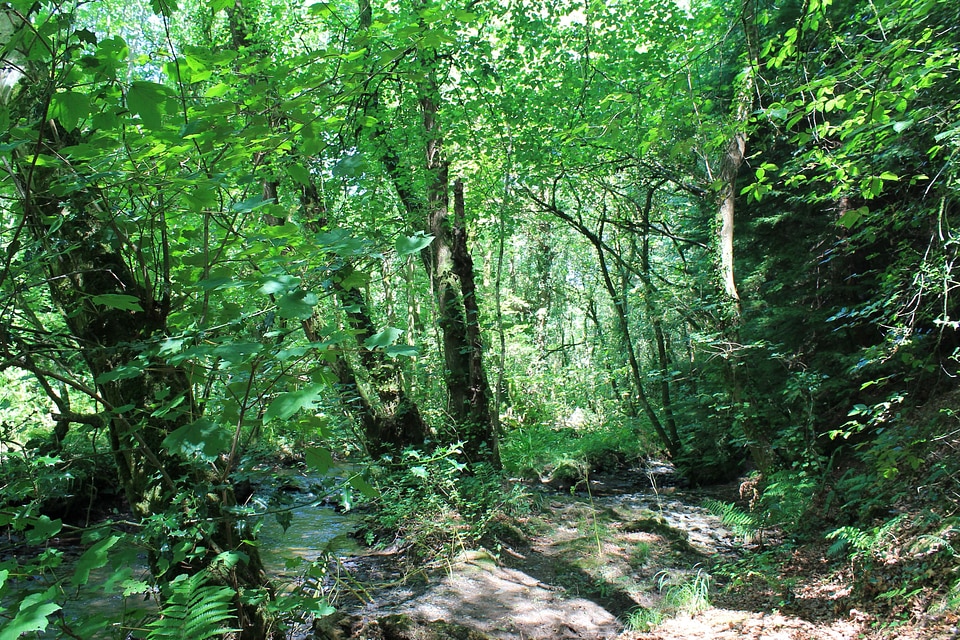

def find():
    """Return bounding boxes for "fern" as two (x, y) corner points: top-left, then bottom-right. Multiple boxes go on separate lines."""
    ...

(146, 572), (239, 640)
(703, 499), (763, 542)
(826, 514), (909, 559)
(825, 526), (873, 557)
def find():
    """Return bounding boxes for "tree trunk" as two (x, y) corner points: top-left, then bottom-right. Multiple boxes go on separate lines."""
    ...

(333, 269), (430, 455)
(712, 0), (774, 475)
(718, 131), (744, 315)
(362, 1), (499, 466)
(2, 9), (276, 637)
(533, 219), (555, 357)
(639, 186), (681, 449)
(595, 235), (680, 458)
(18, 159), (274, 639)
(296, 180), (431, 458)
(421, 159), (498, 464)
(524, 191), (681, 457)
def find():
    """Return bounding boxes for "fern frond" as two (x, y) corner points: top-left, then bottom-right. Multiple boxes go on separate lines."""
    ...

(826, 526), (871, 557)
(703, 499), (763, 540)
(826, 514), (910, 560)
(146, 573), (239, 640)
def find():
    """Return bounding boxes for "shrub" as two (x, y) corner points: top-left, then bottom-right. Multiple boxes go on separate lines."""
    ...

(361, 445), (526, 560)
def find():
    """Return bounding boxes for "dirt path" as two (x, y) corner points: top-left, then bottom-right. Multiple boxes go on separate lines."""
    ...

(318, 468), (955, 640)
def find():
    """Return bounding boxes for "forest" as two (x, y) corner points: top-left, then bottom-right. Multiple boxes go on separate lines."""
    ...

(1, 0), (959, 637)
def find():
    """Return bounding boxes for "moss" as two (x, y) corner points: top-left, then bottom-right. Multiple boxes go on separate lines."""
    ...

(314, 613), (491, 640)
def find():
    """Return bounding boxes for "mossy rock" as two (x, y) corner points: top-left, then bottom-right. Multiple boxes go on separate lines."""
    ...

(623, 516), (702, 557)
(314, 613), (490, 640)
(381, 614), (490, 639)
(624, 515), (686, 538)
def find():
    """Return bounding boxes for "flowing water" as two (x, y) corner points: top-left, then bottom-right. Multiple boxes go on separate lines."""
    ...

(14, 470), (357, 638)
(256, 469), (360, 578)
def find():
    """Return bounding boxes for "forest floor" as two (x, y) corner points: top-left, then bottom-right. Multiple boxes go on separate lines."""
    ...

(317, 465), (960, 640)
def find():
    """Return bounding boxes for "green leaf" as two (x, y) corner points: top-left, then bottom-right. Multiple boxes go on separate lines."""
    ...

(892, 120), (913, 133)
(364, 327), (403, 349)
(127, 81), (169, 130)
(837, 206), (868, 229)
(385, 344), (419, 359)
(149, 0), (178, 17)
(203, 82), (230, 98)
(286, 163), (310, 185)
(331, 154), (367, 178)
(338, 270), (369, 290)
(231, 195), (270, 212)
(73, 535), (120, 586)
(196, 272), (238, 291)
(315, 229), (368, 256)
(861, 176), (883, 199)
(305, 447), (335, 474)
(765, 106), (789, 120)
(20, 154), (60, 168)
(395, 233), (434, 257)
(308, 2), (333, 16)
(453, 9), (480, 23)
(74, 28), (98, 45)
(259, 274), (300, 295)
(95, 361), (145, 383)
(0, 593), (61, 640)
(146, 572), (238, 640)
(311, 601), (336, 617)
(49, 91), (89, 131)
(277, 290), (318, 319)
(26, 515), (61, 545)
(348, 474), (379, 499)
(213, 341), (263, 363)
(264, 384), (326, 422)
(162, 418), (231, 461)
(90, 294), (143, 311)
(121, 579), (152, 597)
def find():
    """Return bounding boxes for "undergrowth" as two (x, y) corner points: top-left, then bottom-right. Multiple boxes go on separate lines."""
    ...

(360, 445), (527, 561)
(146, 570), (239, 640)
(500, 418), (644, 486)
(826, 511), (960, 611)
(624, 568), (712, 631)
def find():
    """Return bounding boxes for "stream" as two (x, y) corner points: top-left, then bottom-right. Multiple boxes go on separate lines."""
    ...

(255, 469), (360, 576)
(24, 464), (742, 640)
(24, 469), (358, 638)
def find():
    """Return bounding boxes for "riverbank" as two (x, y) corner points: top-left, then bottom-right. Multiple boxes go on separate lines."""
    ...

(313, 466), (959, 640)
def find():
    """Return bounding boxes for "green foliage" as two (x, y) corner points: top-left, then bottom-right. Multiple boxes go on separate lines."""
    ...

(760, 469), (821, 534)
(623, 606), (663, 632)
(703, 499), (764, 544)
(828, 388), (951, 522)
(268, 557), (338, 628)
(362, 446), (525, 559)
(0, 589), (61, 640)
(146, 570), (239, 640)
(713, 547), (789, 594)
(500, 416), (643, 487)
(826, 518), (902, 559)
(630, 541), (652, 568)
(826, 511), (959, 606)
(1, 0), (959, 631)
(656, 567), (712, 615)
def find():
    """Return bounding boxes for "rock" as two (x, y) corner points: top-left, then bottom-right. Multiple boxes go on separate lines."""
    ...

(313, 613), (491, 640)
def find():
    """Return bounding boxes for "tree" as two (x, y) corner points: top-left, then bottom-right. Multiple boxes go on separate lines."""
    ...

(352, 0), (500, 465)
(1, 4), (280, 636)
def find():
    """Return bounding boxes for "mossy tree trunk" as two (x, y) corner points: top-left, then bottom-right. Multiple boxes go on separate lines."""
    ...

(362, 0), (500, 466)
(2, 8), (277, 638)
